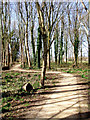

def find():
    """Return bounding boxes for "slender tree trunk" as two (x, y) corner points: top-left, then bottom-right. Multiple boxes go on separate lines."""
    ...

(60, 31), (63, 64)
(66, 38), (68, 63)
(7, 2), (10, 68)
(58, 50), (60, 64)
(74, 3), (79, 66)
(54, 40), (57, 64)
(60, 18), (64, 64)
(25, 31), (31, 68)
(88, 40), (90, 65)
(74, 35), (79, 66)
(54, 27), (58, 65)
(3, 51), (5, 66)
(38, 48), (40, 68)
(25, 2), (31, 68)
(25, 45), (28, 65)
(7, 43), (10, 67)
(88, 2), (90, 66)
(21, 40), (24, 67)
(36, 2), (48, 87)
(47, 49), (50, 69)
(6, 43), (8, 66)
(23, 26), (27, 65)
(81, 39), (82, 63)
(19, 23), (24, 67)
(23, 39), (27, 66)
(5, 51), (6, 66)
(2, 46), (3, 66)
(31, 4), (36, 66)
(31, 26), (36, 66)
(41, 33), (47, 87)
(47, 31), (51, 69)
(0, 5), (2, 71)
(1, 1), (3, 67)
(37, 27), (41, 68)
(10, 48), (12, 66)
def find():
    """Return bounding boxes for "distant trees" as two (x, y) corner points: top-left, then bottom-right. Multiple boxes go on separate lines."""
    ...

(30, 3), (37, 66)
(68, 3), (81, 66)
(1, 1), (89, 87)
(80, 0), (90, 65)
(1, 2), (17, 68)
(18, 2), (31, 68)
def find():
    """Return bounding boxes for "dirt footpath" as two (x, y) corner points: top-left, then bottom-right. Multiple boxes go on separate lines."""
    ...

(10, 64), (90, 119)
(34, 73), (89, 120)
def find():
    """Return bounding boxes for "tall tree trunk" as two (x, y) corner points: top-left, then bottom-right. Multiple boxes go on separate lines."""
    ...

(54, 29), (58, 64)
(31, 4), (36, 66)
(7, 43), (10, 67)
(4, 51), (6, 66)
(47, 31), (51, 69)
(41, 33), (47, 87)
(54, 40), (57, 64)
(25, 29), (31, 68)
(0, 5), (2, 71)
(60, 31), (63, 64)
(36, 2), (48, 87)
(21, 40), (24, 67)
(31, 26), (36, 66)
(66, 38), (67, 63)
(8, 4), (11, 68)
(74, 3), (79, 66)
(81, 39), (82, 63)
(74, 30), (79, 66)
(23, 26), (27, 65)
(10, 48), (12, 66)
(47, 49), (50, 69)
(60, 18), (64, 64)
(74, 35), (79, 66)
(88, 40), (90, 65)
(88, 1), (90, 66)
(6, 43), (8, 66)
(25, 2), (31, 68)
(58, 50), (60, 64)
(1, 1), (3, 67)
(37, 27), (41, 68)
(19, 23), (24, 67)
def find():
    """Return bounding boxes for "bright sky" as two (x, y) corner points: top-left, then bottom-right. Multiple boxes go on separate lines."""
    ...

(6, 1), (89, 60)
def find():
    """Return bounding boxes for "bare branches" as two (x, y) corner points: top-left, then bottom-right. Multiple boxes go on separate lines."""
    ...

(18, 2), (26, 24)
(80, 0), (88, 12)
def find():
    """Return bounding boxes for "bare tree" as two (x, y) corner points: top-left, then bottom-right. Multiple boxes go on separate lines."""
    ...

(18, 2), (31, 67)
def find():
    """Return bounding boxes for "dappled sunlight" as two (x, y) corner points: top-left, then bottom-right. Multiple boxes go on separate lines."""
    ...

(1, 64), (90, 119)
(3, 71), (88, 119)
(34, 74), (89, 119)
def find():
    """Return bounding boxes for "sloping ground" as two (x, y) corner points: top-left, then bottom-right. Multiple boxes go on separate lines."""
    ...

(3, 64), (90, 119)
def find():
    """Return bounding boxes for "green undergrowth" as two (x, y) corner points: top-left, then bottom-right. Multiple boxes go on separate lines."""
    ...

(1, 70), (58, 119)
(62, 68), (89, 80)
(1, 71), (42, 113)
(21, 64), (41, 70)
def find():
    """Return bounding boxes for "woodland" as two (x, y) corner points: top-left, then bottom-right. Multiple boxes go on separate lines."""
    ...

(0, 1), (90, 119)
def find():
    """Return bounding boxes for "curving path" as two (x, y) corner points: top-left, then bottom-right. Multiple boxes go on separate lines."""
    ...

(10, 64), (90, 119)
(35, 73), (89, 120)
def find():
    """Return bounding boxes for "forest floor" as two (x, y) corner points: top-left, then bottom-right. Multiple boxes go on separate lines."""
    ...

(1, 64), (90, 120)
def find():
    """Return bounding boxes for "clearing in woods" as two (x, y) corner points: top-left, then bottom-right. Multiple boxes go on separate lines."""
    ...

(2, 64), (90, 120)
